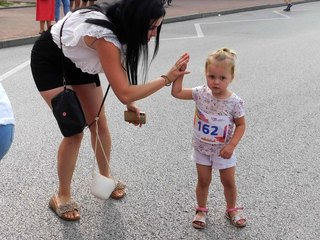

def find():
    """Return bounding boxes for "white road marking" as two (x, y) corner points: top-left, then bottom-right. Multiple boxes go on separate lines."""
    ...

(273, 10), (291, 18)
(0, 60), (30, 82)
(194, 23), (204, 38)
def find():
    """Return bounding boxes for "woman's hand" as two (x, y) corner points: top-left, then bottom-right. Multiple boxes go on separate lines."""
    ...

(166, 53), (190, 83)
(126, 102), (143, 127)
(126, 102), (139, 113)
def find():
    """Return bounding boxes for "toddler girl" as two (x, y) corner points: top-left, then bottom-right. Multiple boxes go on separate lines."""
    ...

(171, 48), (247, 229)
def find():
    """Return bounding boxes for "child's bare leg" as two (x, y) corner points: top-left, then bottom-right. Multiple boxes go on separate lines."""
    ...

(220, 167), (236, 208)
(194, 164), (212, 227)
(220, 167), (245, 225)
(196, 164), (212, 207)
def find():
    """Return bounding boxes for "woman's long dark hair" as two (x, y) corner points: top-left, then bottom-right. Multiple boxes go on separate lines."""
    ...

(84, 0), (166, 85)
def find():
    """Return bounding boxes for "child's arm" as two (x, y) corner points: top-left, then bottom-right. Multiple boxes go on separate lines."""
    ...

(219, 116), (246, 159)
(171, 65), (193, 100)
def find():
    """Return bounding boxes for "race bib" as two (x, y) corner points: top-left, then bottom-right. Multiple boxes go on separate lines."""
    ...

(193, 108), (229, 144)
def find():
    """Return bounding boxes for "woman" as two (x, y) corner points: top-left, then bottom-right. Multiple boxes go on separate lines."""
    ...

(30, 0), (189, 221)
(36, 0), (55, 33)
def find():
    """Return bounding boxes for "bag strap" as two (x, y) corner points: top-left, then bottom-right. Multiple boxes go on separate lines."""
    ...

(92, 115), (113, 178)
(59, 12), (114, 177)
(59, 12), (111, 128)
(59, 15), (70, 90)
(87, 84), (111, 128)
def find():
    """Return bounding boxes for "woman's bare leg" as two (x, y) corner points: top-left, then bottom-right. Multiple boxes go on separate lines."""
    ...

(41, 86), (81, 219)
(72, 84), (111, 177)
(73, 84), (126, 199)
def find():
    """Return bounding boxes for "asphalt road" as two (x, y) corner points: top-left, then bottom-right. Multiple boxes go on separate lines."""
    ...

(1, 2), (320, 239)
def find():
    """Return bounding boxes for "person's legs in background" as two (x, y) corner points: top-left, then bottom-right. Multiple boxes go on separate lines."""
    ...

(39, 21), (45, 33)
(69, 0), (74, 9)
(88, 0), (96, 6)
(55, 0), (61, 22)
(46, 21), (52, 30)
(74, 0), (80, 9)
(283, 0), (293, 11)
(55, 0), (70, 22)
(61, 0), (70, 16)
(81, 0), (88, 8)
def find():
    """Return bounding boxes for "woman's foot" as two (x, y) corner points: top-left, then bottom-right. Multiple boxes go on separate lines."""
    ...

(111, 181), (126, 200)
(49, 194), (80, 221)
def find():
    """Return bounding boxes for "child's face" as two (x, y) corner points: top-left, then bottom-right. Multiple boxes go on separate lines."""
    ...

(206, 61), (234, 98)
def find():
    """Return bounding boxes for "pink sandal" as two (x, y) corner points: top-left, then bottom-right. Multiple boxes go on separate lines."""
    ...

(192, 207), (208, 229)
(225, 207), (247, 228)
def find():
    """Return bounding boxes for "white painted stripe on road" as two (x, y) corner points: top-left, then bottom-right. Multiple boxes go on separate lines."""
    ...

(194, 23), (204, 38)
(273, 10), (291, 18)
(0, 60), (30, 82)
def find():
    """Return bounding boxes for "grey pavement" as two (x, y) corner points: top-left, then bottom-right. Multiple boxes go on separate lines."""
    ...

(0, 0), (319, 48)
(1, 1), (320, 240)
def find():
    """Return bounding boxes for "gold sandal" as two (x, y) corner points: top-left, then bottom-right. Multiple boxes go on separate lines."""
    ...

(49, 195), (80, 221)
(111, 181), (126, 200)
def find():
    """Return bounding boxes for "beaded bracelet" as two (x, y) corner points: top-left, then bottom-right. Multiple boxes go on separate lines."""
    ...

(161, 75), (172, 86)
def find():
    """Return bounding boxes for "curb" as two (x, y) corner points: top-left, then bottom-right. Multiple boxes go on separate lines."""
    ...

(0, 5), (35, 10)
(0, 36), (39, 49)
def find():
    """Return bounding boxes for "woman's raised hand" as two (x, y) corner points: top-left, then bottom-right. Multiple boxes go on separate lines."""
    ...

(166, 53), (190, 83)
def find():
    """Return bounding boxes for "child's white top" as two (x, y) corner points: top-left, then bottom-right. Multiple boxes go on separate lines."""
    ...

(192, 85), (244, 156)
(0, 83), (15, 125)
(51, 9), (124, 75)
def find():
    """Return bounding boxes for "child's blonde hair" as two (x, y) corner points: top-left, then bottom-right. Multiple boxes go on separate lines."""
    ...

(205, 47), (237, 76)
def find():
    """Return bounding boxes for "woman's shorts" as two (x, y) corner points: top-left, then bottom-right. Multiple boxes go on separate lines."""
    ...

(192, 149), (237, 170)
(30, 30), (100, 92)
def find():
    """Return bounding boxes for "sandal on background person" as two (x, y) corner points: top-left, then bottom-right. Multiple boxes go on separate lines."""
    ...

(225, 207), (247, 228)
(111, 181), (126, 200)
(192, 207), (208, 229)
(49, 195), (80, 221)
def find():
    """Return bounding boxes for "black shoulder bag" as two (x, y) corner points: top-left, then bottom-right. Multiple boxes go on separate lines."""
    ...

(51, 15), (110, 137)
